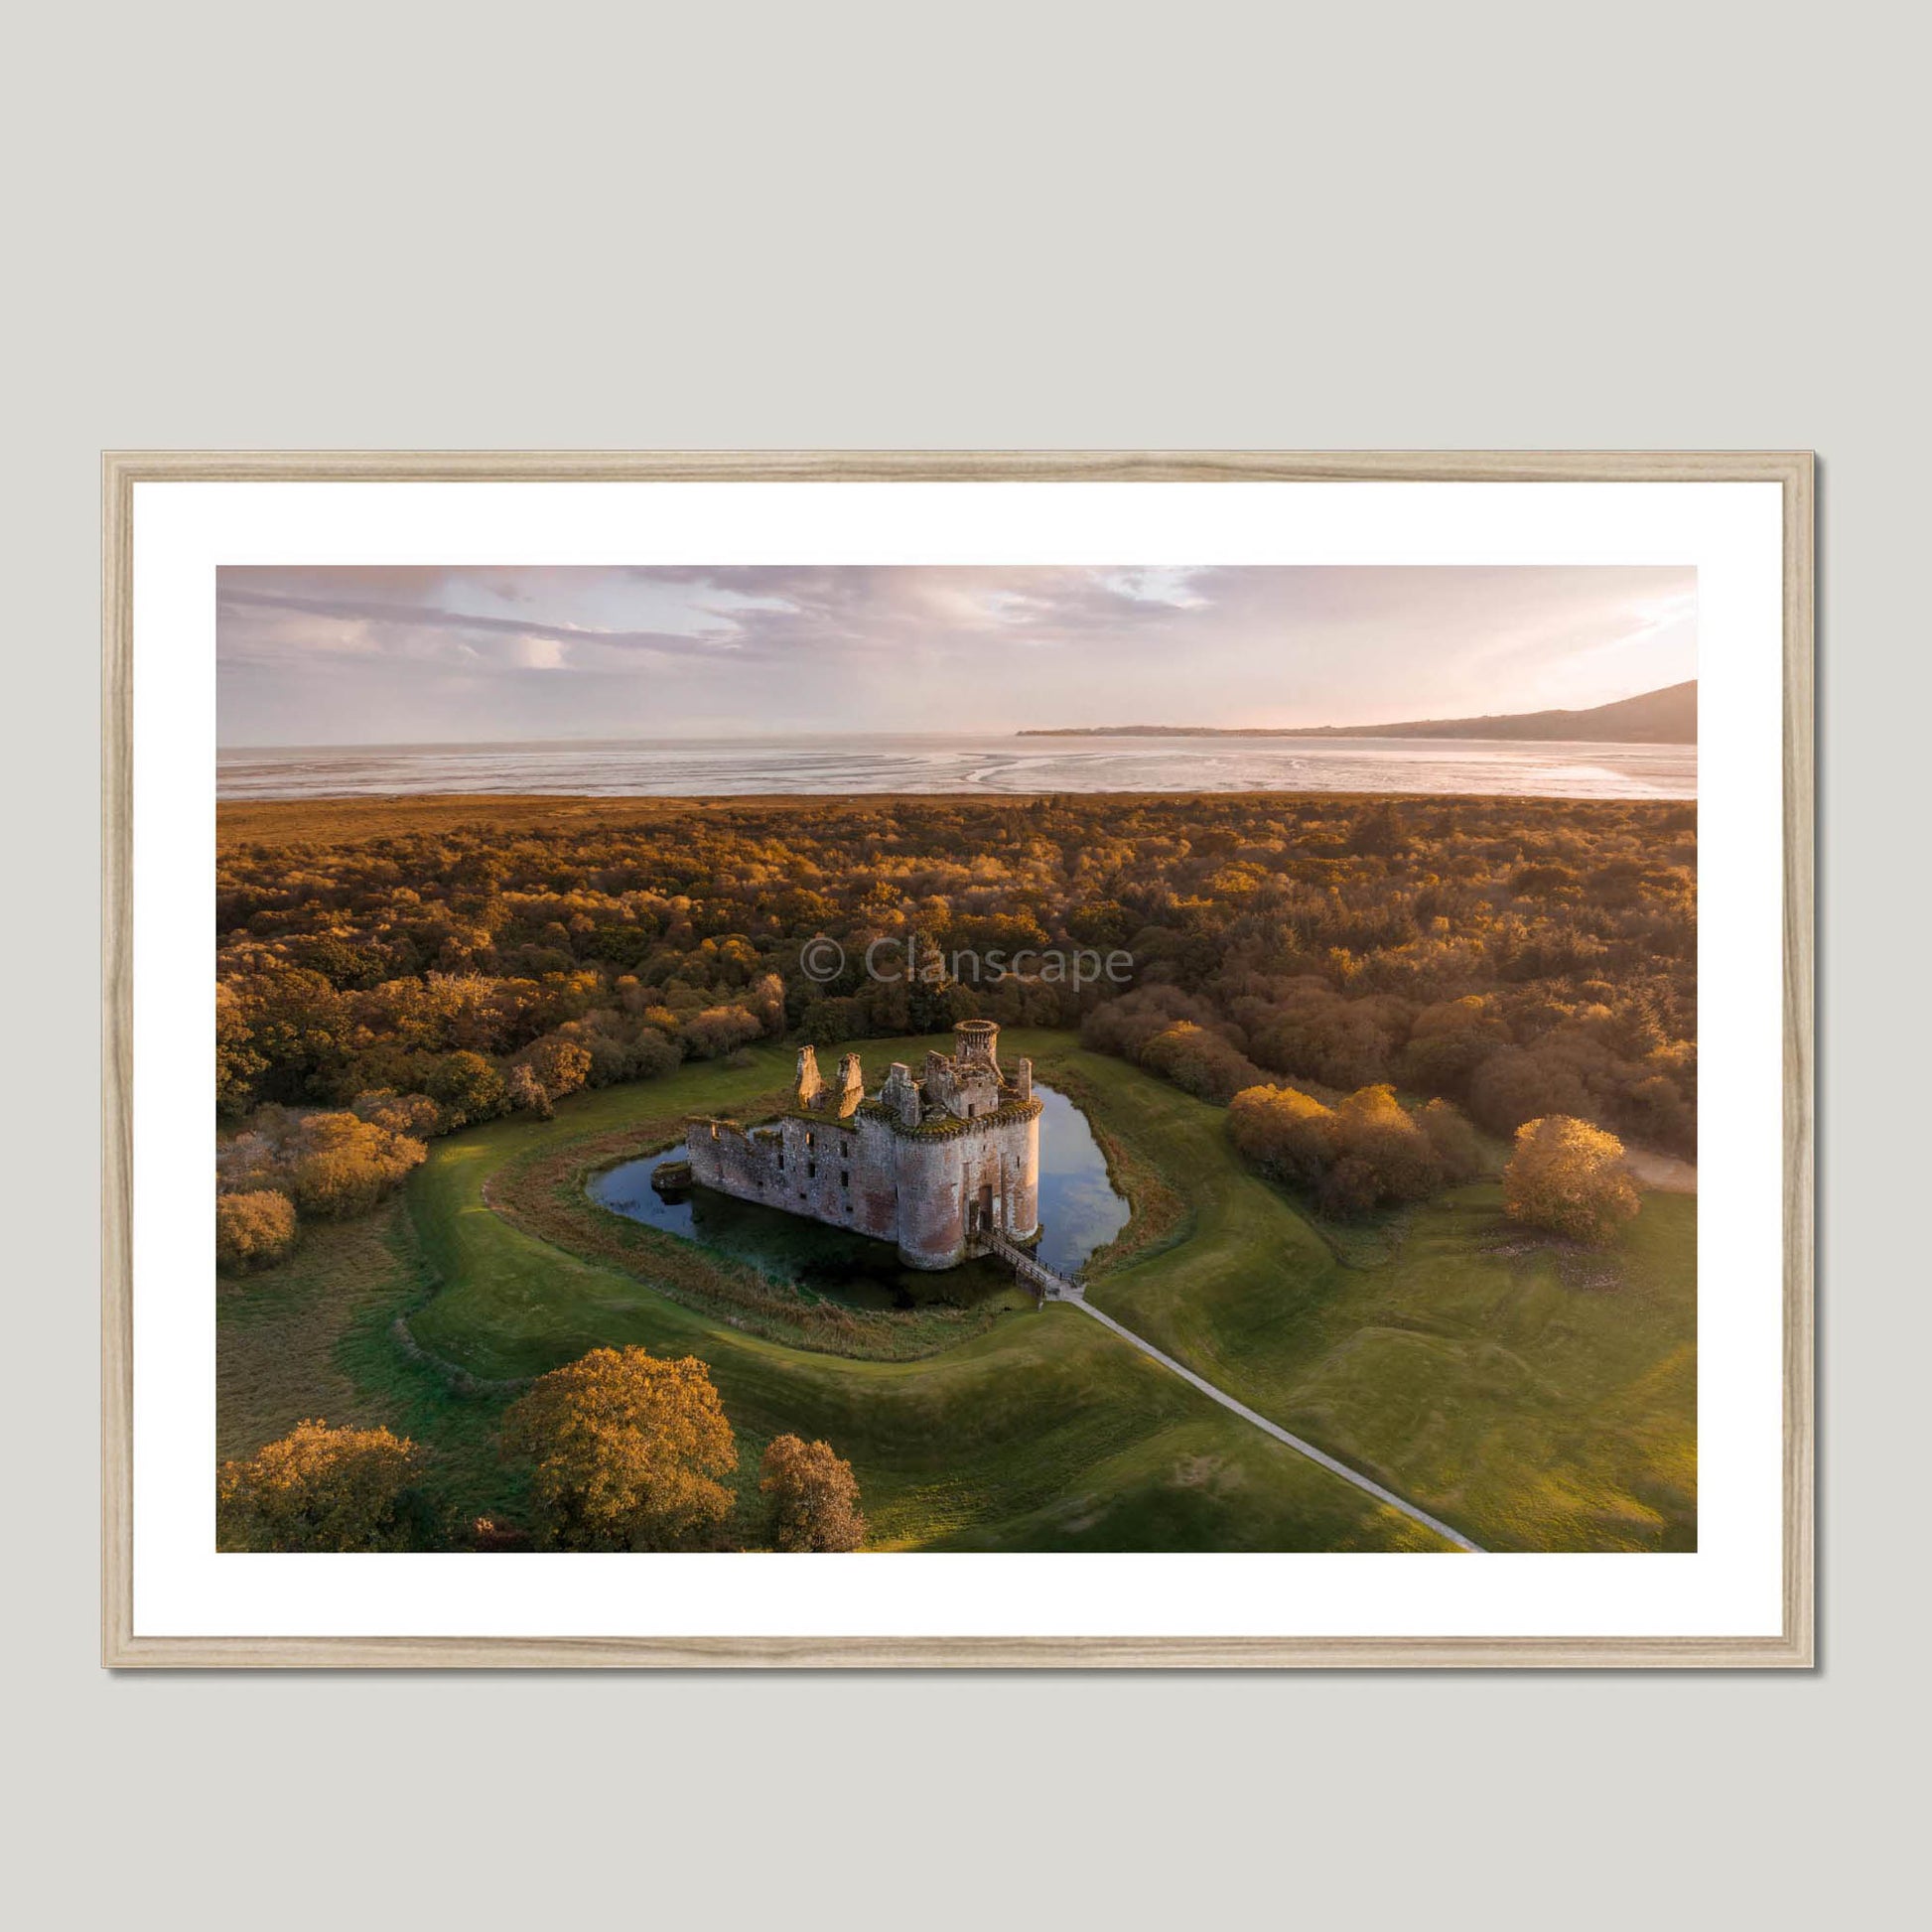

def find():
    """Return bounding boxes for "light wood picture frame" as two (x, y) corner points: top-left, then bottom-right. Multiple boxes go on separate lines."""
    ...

(102, 450), (1814, 1668)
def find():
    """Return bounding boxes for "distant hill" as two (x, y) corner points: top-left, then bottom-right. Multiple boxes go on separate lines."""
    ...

(1019, 679), (1697, 745)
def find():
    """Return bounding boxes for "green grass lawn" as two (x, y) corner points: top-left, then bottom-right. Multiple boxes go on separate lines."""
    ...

(1066, 1054), (1698, 1552)
(217, 1028), (1695, 1551)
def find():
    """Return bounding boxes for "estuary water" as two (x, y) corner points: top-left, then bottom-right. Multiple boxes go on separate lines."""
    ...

(590, 1083), (1129, 1311)
(218, 732), (1695, 800)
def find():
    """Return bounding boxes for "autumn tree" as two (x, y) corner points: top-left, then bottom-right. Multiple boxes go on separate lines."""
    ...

(747, 972), (787, 1035)
(215, 982), (265, 1116)
(514, 1035), (593, 1102)
(215, 793), (1700, 1170)
(350, 1087), (442, 1139)
(1317, 1154), (1382, 1219)
(1467, 1044), (1592, 1139)
(759, 1435), (867, 1552)
(1228, 1083), (1336, 1186)
(1503, 1114), (1641, 1245)
(1330, 1083), (1442, 1204)
(503, 1346), (738, 1551)
(216, 1419), (419, 1551)
(425, 1049), (509, 1128)
(680, 1004), (764, 1060)
(1418, 1097), (1485, 1181)
(215, 1188), (298, 1272)
(222, 965), (351, 1102)
(1140, 1022), (1266, 1104)
(286, 1111), (428, 1218)
(1401, 995), (1508, 1095)
(505, 1061), (553, 1118)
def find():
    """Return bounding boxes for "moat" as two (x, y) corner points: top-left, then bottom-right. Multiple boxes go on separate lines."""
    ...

(590, 1082), (1128, 1311)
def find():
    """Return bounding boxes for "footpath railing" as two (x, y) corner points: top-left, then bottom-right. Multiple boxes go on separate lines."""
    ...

(980, 1230), (1083, 1301)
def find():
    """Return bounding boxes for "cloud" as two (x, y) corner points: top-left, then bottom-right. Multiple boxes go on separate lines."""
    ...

(217, 564), (1697, 746)
(216, 580), (750, 665)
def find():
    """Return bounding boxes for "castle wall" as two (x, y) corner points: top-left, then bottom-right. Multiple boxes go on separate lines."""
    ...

(682, 1025), (1043, 1272)
(1007, 1103), (1041, 1240)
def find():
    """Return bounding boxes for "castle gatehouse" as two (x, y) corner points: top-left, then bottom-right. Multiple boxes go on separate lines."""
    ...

(683, 1020), (1043, 1270)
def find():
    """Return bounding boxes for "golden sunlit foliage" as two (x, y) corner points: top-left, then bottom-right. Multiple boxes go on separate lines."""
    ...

(1227, 1079), (1477, 1217)
(214, 792), (1694, 1248)
(214, 1187), (298, 1272)
(218, 1106), (428, 1224)
(216, 1418), (419, 1551)
(502, 1345), (739, 1551)
(759, 1434), (867, 1552)
(1503, 1114), (1642, 1245)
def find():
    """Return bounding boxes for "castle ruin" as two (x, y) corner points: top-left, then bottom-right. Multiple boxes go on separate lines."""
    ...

(683, 1020), (1042, 1270)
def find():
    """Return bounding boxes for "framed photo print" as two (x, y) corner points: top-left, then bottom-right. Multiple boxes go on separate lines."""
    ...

(102, 451), (1813, 1666)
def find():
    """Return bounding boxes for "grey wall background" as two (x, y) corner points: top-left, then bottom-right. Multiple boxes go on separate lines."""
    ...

(8, 2), (1921, 1925)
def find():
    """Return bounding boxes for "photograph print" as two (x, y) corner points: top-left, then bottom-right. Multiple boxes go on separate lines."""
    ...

(211, 556), (1702, 1562)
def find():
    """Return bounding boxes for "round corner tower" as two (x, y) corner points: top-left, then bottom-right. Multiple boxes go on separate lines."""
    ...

(953, 1017), (1001, 1073)
(889, 1019), (1041, 1269)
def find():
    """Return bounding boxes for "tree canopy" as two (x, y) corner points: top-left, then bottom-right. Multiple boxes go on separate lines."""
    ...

(1503, 1114), (1642, 1245)
(214, 1188), (298, 1272)
(213, 793), (1695, 1255)
(215, 793), (1694, 1160)
(216, 1419), (420, 1551)
(759, 1435), (867, 1551)
(502, 1346), (739, 1551)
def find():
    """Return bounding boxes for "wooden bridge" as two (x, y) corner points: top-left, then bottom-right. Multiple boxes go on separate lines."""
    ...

(979, 1230), (1084, 1302)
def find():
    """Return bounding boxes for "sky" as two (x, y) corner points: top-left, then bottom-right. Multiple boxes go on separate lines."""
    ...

(216, 565), (1697, 746)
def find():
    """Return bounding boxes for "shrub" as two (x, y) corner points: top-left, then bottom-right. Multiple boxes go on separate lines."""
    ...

(216, 1420), (418, 1551)
(1330, 1084), (1442, 1204)
(503, 1346), (738, 1551)
(1231, 1081), (1461, 1216)
(1228, 1083), (1336, 1187)
(349, 1088), (442, 1139)
(1467, 1044), (1592, 1138)
(425, 1049), (509, 1129)
(1503, 1114), (1641, 1245)
(215, 1188), (298, 1272)
(514, 1035), (593, 1103)
(681, 1004), (764, 1060)
(1418, 1097), (1485, 1181)
(1140, 1022), (1266, 1104)
(506, 1062), (553, 1118)
(759, 1435), (866, 1551)
(1317, 1154), (1383, 1219)
(287, 1111), (428, 1218)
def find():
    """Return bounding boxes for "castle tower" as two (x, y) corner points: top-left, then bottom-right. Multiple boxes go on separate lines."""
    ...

(953, 1019), (1001, 1077)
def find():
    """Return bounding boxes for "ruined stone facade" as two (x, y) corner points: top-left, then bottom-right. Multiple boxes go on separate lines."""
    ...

(684, 1020), (1042, 1269)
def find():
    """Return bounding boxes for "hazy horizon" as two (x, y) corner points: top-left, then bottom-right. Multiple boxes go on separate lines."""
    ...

(218, 564), (1696, 749)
